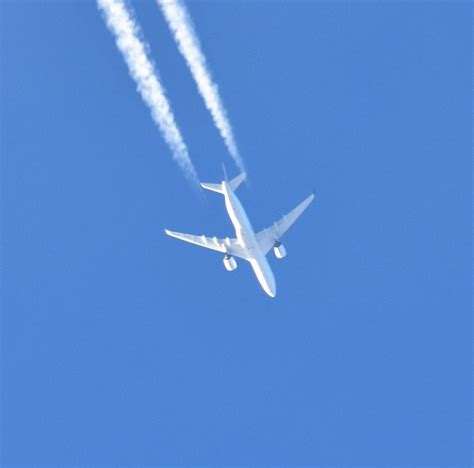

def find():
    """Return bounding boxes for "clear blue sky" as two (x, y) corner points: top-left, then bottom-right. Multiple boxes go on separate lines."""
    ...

(2, 1), (472, 466)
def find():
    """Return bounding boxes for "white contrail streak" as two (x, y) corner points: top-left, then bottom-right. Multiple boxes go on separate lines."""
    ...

(97, 0), (199, 186)
(158, 0), (245, 173)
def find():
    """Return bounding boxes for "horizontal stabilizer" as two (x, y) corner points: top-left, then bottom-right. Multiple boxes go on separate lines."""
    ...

(200, 182), (224, 194)
(228, 172), (246, 191)
(200, 172), (246, 194)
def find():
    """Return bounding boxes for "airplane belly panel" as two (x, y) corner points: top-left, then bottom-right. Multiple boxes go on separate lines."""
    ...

(251, 257), (276, 298)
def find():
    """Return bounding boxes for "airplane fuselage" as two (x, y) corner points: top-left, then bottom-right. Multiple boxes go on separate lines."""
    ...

(165, 172), (314, 298)
(222, 182), (276, 297)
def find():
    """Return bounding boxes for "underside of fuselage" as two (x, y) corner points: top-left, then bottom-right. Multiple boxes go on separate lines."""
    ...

(250, 257), (276, 297)
(222, 182), (277, 297)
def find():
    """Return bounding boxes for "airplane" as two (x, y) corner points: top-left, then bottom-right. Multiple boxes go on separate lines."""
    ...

(164, 172), (315, 297)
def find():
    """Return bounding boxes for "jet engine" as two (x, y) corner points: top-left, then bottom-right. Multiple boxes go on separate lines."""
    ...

(273, 241), (287, 259)
(223, 254), (237, 271)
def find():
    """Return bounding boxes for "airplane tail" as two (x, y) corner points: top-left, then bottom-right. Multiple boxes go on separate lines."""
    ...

(201, 172), (246, 194)
(228, 172), (246, 191)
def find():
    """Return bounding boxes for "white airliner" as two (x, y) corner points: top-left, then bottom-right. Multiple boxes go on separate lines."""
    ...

(165, 173), (315, 297)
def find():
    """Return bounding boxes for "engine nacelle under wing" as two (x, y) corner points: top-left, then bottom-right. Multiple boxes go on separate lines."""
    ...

(273, 242), (287, 259)
(223, 254), (237, 271)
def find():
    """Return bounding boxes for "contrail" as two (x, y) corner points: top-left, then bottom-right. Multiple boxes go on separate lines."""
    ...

(158, 0), (245, 173)
(97, 0), (199, 186)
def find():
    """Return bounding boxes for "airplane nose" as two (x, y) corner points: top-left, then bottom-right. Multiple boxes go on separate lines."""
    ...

(266, 280), (277, 298)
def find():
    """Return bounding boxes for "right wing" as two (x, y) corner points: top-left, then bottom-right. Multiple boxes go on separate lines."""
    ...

(164, 230), (248, 260)
(256, 193), (315, 255)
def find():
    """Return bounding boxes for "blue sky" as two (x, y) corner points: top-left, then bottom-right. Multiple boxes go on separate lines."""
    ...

(1, 0), (472, 466)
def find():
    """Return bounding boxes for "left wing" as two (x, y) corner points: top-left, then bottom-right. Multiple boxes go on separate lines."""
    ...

(256, 193), (315, 255)
(164, 230), (248, 260)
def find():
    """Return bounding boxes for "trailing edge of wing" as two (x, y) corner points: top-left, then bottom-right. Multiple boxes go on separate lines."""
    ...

(164, 230), (248, 259)
(256, 193), (315, 255)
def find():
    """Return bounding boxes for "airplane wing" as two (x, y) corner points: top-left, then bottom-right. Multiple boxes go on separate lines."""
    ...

(164, 230), (249, 260)
(256, 193), (315, 255)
